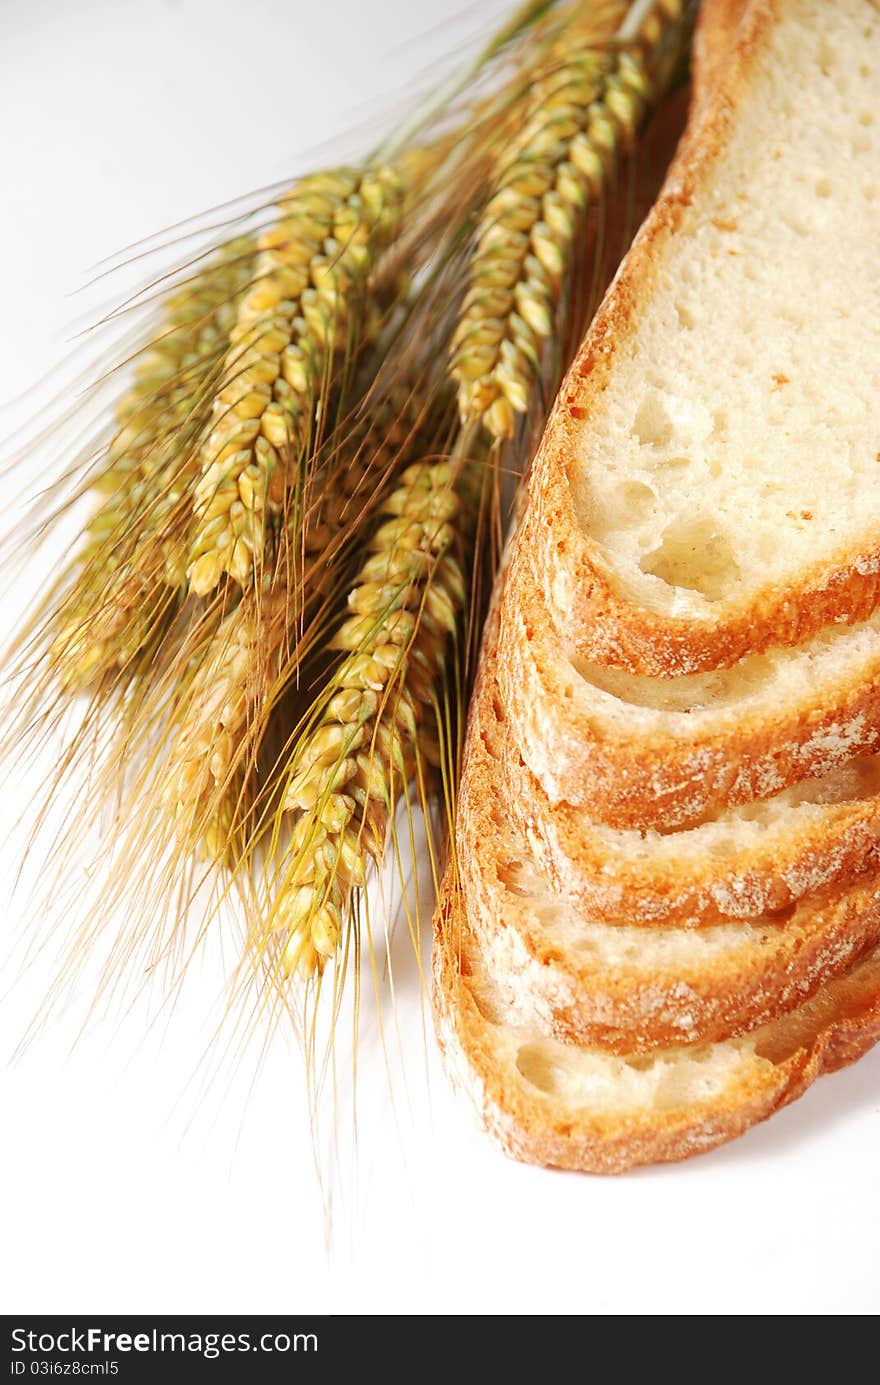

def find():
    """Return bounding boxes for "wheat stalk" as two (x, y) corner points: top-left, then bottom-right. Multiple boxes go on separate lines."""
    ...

(164, 588), (286, 817)
(451, 0), (683, 438)
(186, 165), (415, 598)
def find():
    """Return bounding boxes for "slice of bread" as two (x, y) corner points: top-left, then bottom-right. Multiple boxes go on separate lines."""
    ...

(504, 721), (880, 926)
(434, 883), (880, 1173)
(460, 653), (880, 1050)
(499, 545), (880, 829)
(518, 0), (880, 675)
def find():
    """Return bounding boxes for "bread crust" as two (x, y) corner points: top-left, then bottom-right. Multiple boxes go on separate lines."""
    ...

(433, 883), (880, 1173)
(516, 0), (880, 676)
(498, 545), (880, 831)
(690, 0), (750, 102)
(502, 717), (880, 927)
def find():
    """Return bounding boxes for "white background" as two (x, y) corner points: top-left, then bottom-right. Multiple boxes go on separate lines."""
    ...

(2, 0), (879, 1318)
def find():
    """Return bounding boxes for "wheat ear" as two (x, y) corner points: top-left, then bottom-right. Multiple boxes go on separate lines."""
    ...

(451, 0), (684, 438)
(268, 425), (481, 980)
(186, 165), (414, 598)
(100, 237), (258, 495)
(53, 238), (258, 690)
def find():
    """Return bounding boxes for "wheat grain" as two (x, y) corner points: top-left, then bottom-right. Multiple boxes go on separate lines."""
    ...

(187, 167), (408, 598)
(451, 0), (683, 438)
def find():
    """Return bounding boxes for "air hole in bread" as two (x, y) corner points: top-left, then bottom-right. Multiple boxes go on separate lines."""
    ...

(708, 836), (738, 859)
(676, 301), (696, 330)
(469, 979), (506, 1026)
(816, 177), (832, 199)
(633, 393), (674, 447)
(610, 480), (657, 526)
(638, 515), (741, 601)
(780, 207), (810, 235)
(516, 1042), (563, 1094)
(651, 1056), (729, 1109)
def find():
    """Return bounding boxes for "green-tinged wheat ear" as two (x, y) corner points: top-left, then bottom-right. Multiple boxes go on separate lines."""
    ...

(451, 0), (685, 439)
(53, 238), (258, 691)
(270, 432), (484, 980)
(186, 163), (419, 599)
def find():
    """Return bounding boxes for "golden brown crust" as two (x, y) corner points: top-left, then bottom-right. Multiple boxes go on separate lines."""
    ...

(498, 545), (880, 831)
(515, 0), (880, 676)
(433, 880), (880, 1174)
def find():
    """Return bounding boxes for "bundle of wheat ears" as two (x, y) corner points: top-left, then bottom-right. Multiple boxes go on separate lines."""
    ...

(2, 0), (692, 1053)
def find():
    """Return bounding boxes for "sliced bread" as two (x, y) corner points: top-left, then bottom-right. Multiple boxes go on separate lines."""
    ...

(517, 0), (880, 675)
(459, 652), (880, 1050)
(434, 882), (880, 1173)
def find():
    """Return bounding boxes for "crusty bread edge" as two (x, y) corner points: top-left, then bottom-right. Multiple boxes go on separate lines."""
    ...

(501, 695), (880, 925)
(498, 547), (880, 829)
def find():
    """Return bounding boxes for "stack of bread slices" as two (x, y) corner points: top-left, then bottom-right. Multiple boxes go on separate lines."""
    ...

(434, 0), (880, 1172)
